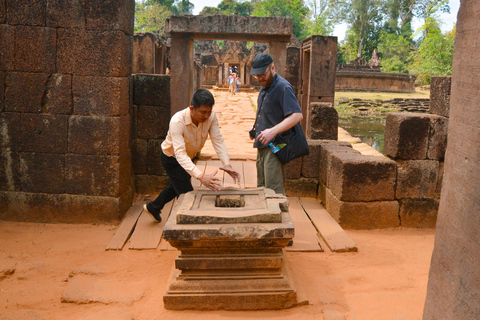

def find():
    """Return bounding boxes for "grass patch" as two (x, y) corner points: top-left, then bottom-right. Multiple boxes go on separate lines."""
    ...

(335, 89), (430, 101)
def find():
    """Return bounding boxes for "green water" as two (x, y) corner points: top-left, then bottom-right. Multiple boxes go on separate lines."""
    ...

(338, 116), (386, 153)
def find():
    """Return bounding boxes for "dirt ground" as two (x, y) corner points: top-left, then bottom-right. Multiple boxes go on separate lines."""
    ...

(0, 91), (435, 319)
(0, 221), (434, 320)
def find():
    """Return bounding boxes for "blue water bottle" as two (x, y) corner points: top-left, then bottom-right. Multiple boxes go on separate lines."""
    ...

(269, 142), (280, 153)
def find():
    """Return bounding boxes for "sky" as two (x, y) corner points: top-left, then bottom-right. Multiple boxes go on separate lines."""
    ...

(190, 0), (460, 42)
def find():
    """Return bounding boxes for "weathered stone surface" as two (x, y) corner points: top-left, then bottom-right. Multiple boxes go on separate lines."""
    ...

(307, 102), (338, 140)
(146, 139), (166, 175)
(65, 154), (130, 197)
(85, 0), (135, 35)
(301, 141), (321, 178)
(133, 74), (171, 107)
(325, 189), (400, 229)
(0, 25), (14, 70)
(133, 33), (157, 74)
(384, 112), (430, 160)
(136, 106), (169, 139)
(0, 71), (4, 111)
(427, 115), (448, 160)
(0, 0), (5, 24)
(46, 0), (86, 28)
(285, 46), (300, 95)
(62, 275), (145, 305)
(73, 76), (129, 116)
(0, 309), (47, 320)
(68, 116), (129, 155)
(317, 179), (327, 205)
(78, 308), (133, 320)
(304, 36), (337, 98)
(285, 177), (318, 197)
(0, 112), (21, 151)
(5, 72), (49, 113)
(57, 29), (131, 77)
(319, 143), (359, 186)
(6, 0), (46, 26)
(42, 74), (73, 114)
(134, 174), (170, 194)
(335, 71), (416, 93)
(430, 76), (451, 118)
(175, 253), (283, 270)
(329, 153), (397, 201)
(395, 160), (439, 199)
(0, 190), (133, 223)
(21, 114), (68, 153)
(14, 26), (56, 73)
(0, 147), (20, 191)
(131, 138), (147, 174)
(19, 153), (65, 194)
(399, 198), (439, 228)
(435, 161), (444, 198)
(285, 157), (302, 179)
(424, 2), (480, 318)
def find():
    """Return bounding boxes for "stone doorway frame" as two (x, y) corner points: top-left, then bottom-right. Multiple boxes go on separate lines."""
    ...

(166, 15), (293, 115)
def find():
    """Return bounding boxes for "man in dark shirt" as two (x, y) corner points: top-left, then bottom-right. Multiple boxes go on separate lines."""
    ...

(249, 53), (303, 195)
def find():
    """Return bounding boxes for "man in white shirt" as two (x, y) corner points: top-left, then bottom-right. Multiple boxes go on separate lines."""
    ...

(144, 88), (241, 222)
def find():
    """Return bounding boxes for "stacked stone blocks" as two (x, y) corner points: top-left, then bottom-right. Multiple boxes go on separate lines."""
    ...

(0, 0), (135, 223)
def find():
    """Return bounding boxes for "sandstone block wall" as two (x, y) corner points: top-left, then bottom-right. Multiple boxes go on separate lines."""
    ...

(132, 74), (171, 194)
(0, 0), (135, 223)
(429, 76), (451, 118)
(306, 102), (338, 140)
(335, 71), (416, 93)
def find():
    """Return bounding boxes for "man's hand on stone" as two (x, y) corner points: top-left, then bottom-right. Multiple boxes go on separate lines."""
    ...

(201, 169), (222, 192)
(220, 165), (241, 184)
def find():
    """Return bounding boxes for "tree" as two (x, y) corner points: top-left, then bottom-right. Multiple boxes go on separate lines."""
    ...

(216, 0), (254, 15)
(409, 24), (455, 84)
(135, 1), (173, 35)
(306, 0), (334, 35)
(377, 32), (411, 73)
(199, 6), (222, 14)
(413, 0), (450, 39)
(252, 0), (310, 39)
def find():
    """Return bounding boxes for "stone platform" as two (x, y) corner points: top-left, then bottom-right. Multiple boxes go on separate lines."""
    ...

(162, 187), (297, 310)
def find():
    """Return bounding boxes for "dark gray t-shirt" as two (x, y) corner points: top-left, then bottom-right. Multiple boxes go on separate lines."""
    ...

(253, 74), (302, 148)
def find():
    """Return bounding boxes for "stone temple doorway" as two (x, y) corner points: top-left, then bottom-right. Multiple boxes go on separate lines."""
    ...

(165, 15), (293, 115)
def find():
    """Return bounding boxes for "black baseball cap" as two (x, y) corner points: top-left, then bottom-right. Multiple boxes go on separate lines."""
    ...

(251, 53), (273, 75)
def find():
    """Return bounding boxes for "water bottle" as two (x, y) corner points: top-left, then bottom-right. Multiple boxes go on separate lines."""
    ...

(269, 142), (280, 153)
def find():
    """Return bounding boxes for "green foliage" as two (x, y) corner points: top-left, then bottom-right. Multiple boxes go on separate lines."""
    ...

(199, 6), (222, 14)
(306, 11), (334, 36)
(252, 0), (310, 39)
(135, 1), (172, 35)
(378, 32), (411, 73)
(409, 25), (455, 85)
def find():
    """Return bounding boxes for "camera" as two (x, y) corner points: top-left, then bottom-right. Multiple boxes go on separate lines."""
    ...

(249, 128), (256, 139)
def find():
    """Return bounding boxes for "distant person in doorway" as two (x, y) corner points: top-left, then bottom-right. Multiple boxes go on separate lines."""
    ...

(249, 53), (303, 195)
(144, 88), (241, 222)
(228, 73), (236, 95)
(236, 76), (241, 93)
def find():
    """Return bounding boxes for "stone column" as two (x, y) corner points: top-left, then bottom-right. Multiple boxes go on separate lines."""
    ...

(170, 36), (194, 115)
(269, 41), (288, 78)
(217, 65), (223, 86)
(246, 65), (251, 85)
(423, 1), (480, 319)
(240, 62), (245, 84)
(223, 62), (229, 87)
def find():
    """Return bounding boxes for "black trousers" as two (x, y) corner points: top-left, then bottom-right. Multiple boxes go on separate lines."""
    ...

(147, 149), (193, 216)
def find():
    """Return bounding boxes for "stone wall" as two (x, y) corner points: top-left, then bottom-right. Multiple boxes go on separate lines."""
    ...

(423, 1), (480, 318)
(335, 71), (416, 93)
(0, 0), (135, 223)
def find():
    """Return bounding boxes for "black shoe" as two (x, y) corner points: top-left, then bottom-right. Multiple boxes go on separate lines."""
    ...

(287, 240), (294, 246)
(143, 204), (161, 222)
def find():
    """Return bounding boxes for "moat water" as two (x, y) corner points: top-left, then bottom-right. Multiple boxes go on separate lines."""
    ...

(339, 116), (386, 153)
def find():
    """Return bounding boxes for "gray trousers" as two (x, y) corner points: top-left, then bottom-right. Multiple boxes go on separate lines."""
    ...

(256, 147), (285, 195)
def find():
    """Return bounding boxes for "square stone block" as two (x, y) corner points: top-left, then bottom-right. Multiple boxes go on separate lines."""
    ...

(46, 0), (86, 28)
(86, 0), (135, 35)
(65, 154), (130, 197)
(384, 113), (431, 159)
(329, 152), (396, 201)
(136, 105), (170, 139)
(14, 26), (56, 73)
(306, 102), (338, 140)
(285, 157), (302, 179)
(399, 198), (439, 228)
(325, 188), (400, 229)
(0, 112), (21, 151)
(0, 148), (20, 191)
(430, 76), (451, 118)
(19, 153), (65, 194)
(6, 0), (45, 26)
(427, 115), (448, 160)
(57, 29), (131, 77)
(0, 25), (14, 71)
(131, 138), (147, 174)
(319, 143), (360, 186)
(5, 72), (49, 113)
(21, 114), (68, 153)
(133, 74), (171, 107)
(301, 140), (321, 178)
(73, 76), (129, 116)
(43, 74), (73, 114)
(396, 160), (439, 199)
(147, 139), (166, 175)
(68, 115), (129, 155)
(285, 177), (318, 197)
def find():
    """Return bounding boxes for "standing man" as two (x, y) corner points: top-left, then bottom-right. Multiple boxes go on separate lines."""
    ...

(249, 53), (303, 195)
(144, 88), (241, 222)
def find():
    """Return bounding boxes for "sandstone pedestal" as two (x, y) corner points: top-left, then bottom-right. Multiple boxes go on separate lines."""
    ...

(162, 187), (297, 310)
